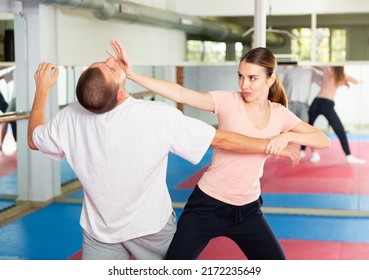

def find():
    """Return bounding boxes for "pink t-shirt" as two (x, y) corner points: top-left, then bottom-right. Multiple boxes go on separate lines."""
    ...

(198, 90), (301, 206)
(316, 67), (339, 101)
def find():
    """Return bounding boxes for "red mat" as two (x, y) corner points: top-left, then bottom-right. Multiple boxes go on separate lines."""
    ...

(262, 140), (369, 195)
(175, 165), (209, 189)
(68, 238), (369, 260)
(0, 131), (17, 176)
(197, 236), (369, 260)
(0, 152), (17, 176)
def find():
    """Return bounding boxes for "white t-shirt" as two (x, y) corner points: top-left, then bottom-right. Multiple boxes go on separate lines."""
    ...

(283, 67), (313, 103)
(33, 96), (215, 243)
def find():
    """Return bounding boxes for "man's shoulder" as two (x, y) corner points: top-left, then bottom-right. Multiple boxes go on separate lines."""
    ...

(57, 101), (90, 119)
(130, 97), (178, 112)
(62, 101), (86, 112)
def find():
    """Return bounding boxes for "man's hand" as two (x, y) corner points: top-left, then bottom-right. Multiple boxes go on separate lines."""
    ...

(265, 132), (290, 156)
(275, 144), (300, 167)
(107, 40), (132, 72)
(34, 63), (59, 94)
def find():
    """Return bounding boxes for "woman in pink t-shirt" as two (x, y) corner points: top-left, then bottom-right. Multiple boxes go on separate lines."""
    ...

(300, 66), (365, 164)
(114, 41), (331, 260)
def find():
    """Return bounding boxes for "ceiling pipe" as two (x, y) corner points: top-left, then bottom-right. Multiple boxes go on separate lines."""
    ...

(26, 0), (285, 45)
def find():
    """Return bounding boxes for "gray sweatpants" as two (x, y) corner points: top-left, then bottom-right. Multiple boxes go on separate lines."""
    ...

(82, 211), (176, 260)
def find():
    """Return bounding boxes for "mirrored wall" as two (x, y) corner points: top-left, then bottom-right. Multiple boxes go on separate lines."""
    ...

(1, 61), (369, 213)
(0, 13), (16, 209)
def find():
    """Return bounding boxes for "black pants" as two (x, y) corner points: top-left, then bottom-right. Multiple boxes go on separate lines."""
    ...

(302, 97), (350, 155)
(166, 186), (286, 260)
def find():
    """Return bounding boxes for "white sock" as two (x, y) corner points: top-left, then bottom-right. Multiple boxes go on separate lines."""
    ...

(310, 151), (320, 163)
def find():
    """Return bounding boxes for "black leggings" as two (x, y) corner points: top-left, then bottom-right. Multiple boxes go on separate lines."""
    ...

(165, 186), (286, 260)
(302, 97), (350, 155)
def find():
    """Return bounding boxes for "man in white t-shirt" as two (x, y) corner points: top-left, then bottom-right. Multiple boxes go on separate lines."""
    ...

(282, 65), (322, 162)
(282, 65), (320, 122)
(28, 50), (299, 260)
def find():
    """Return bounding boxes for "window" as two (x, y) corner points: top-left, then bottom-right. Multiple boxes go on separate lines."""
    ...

(235, 42), (243, 61)
(291, 27), (346, 62)
(331, 29), (347, 62)
(186, 40), (204, 62)
(186, 40), (228, 63)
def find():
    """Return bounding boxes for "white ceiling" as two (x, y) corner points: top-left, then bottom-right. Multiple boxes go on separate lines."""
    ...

(175, 0), (369, 16)
(1, 0), (369, 23)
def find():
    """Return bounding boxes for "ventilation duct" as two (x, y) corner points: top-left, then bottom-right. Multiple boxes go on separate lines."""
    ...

(27, 0), (285, 45)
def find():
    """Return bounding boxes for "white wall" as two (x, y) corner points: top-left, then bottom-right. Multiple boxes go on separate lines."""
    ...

(334, 65), (369, 130)
(182, 64), (239, 126)
(55, 7), (186, 66)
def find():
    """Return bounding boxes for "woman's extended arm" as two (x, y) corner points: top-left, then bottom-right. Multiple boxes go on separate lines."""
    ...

(128, 70), (215, 111)
(212, 130), (300, 167)
(345, 74), (360, 85)
(109, 39), (215, 112)
(265, 121), (331, 155)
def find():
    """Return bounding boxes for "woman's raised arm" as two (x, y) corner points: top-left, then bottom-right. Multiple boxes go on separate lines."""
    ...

(109, 39), (215, 112)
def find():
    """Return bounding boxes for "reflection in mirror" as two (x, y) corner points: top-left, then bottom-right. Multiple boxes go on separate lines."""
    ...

(55, 64), (369, 212)
(181, 63), (369, 212)
(57, 65), (87, 108)
(0, 66), (16, 206)
(272, 64), (369, 211)
(1, 59), (369, 213)
(0, 12), (16, 211)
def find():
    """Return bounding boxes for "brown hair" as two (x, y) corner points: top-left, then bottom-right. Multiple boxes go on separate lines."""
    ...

(332, 66), (346, 86)
(76, 67), (119, 114)
(240, 47), (287, 107)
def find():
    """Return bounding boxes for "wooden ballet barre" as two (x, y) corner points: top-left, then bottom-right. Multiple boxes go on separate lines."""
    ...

(0, 111), (30, 123)
(131, 91), (155, 99)
(0, 94), (179, 123)
(0, 104), (71, 123)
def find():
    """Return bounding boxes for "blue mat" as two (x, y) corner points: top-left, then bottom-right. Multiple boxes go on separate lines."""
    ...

(328, 132), (369, 141)
(1, 202), (369, 260)
(0, 199), (15, 212)
(0, 173), (17, 196)
(0, 203), (82, 260)
(263, 193), (369, 211)
(268, 213), (369, 243)
(68, 190), (84, 199)
(166, 149), (213, 189)
(0, 158), (77, 197)
(60, 158), (77, 185)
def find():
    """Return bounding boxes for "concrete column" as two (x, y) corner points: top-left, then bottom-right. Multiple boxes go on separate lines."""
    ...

(15, 2), (60, 203)
(311, 13), (317, 62)
(253, 0), (267, 48)
(225, 42), (236, 61)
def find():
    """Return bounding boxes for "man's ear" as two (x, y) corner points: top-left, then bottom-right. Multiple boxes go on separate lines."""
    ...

(116, 90), (124, 102)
